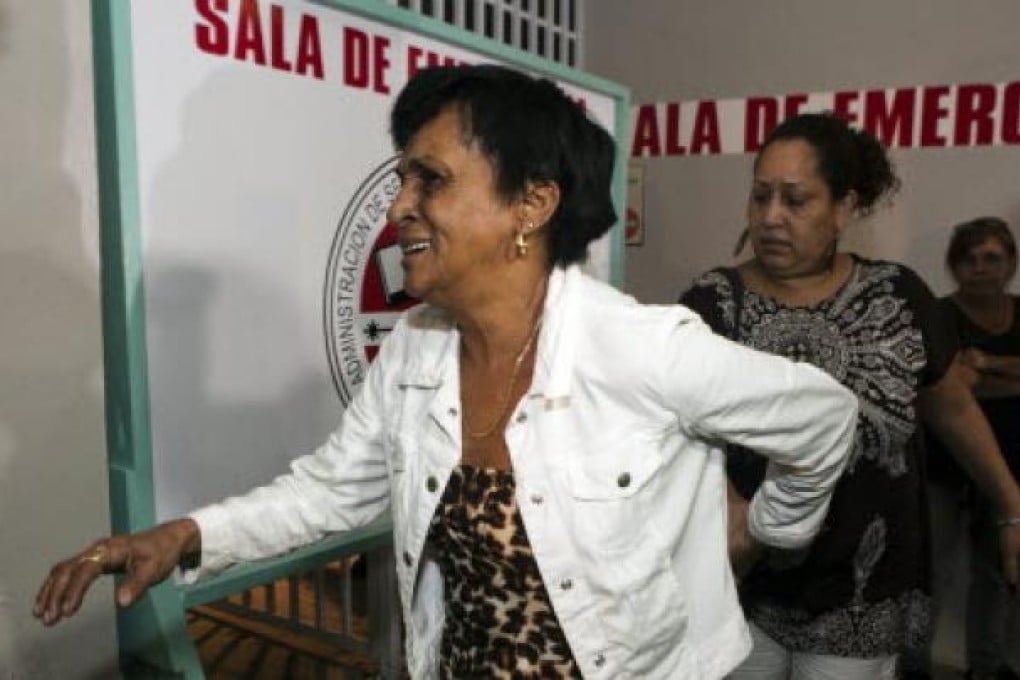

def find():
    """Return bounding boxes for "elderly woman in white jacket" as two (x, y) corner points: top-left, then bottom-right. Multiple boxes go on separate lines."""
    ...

(35, 64), (857, 679)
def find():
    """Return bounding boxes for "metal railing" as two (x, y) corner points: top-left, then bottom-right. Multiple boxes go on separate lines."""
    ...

(178, 517), (400, 679)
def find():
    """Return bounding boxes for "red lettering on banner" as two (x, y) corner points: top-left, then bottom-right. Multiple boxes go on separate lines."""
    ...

(665, 104), (686, 155)
(744, 97), (778, 153)
(631, 105), (661, 157)
(406, 45), (460, 78)
(195, 0), (322, 79)
(784, 94), (808, 118)
(690, 101), (720, 154)
(235, 0), (266, 65)
(270, 5), (292, 71)
(373, 35), (391, 94)
(194, 0), (229, 55)
(954, 84), (996, 146)
(344, 27), (391, 93)
(920, 85), (951, 147)
(833, 91), (860, 126)
(633, 79), (1020, 157)
(295, 15), (323, 79)
(1004, 82), (1020, 144)
(864, 89), (915, 147)
(343, 28), (369, 88)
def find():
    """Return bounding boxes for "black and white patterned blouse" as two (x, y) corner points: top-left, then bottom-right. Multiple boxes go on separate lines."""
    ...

(680, 255), (956, 657)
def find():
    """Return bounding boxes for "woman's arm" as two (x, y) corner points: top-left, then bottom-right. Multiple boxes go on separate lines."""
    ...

(35, 317), (406, 626)
(661, 314), (858, 550)
(965, 348), (1020, 378)
(960, 348), (1020, 398)
(186, 329), (398, 580)
(919, 361), (1020, 586)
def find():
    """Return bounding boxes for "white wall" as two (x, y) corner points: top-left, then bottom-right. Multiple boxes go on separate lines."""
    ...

(0, 1), (119, 677)
(587, 0), (1020, 303)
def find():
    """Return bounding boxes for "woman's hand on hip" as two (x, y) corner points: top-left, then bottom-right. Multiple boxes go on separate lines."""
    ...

(726, 480), (763, 580)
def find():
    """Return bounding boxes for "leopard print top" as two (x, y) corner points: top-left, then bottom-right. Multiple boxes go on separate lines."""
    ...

(426, 464), (581, 678)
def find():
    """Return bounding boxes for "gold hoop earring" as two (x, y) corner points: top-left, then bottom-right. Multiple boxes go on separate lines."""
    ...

(515, 231), (528, 257)
(516, 222), (534, 258)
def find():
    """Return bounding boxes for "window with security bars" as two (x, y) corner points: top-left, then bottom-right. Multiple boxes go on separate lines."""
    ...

(383, 0), (583, 67)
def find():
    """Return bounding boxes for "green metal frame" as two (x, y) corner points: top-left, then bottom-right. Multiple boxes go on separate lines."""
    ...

(90, 1), (629, 676)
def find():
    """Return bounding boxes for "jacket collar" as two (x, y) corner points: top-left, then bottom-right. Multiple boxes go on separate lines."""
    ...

(533, 265), (578, 409)
(396, 305), (458, 390)
(395, 265), (581, 410)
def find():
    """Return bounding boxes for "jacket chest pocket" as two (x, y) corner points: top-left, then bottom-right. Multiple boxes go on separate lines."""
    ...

(560, 443), (666, 555)
(389, 384), (446, 471)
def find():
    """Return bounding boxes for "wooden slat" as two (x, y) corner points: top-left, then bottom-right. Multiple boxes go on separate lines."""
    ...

(190, 605), (380, 675)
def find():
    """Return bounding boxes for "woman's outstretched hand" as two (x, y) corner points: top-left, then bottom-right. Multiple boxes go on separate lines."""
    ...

(34, 518), (200, 626)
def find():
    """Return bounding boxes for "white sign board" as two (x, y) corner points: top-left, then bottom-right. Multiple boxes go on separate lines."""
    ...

(125, 0), (620, 519)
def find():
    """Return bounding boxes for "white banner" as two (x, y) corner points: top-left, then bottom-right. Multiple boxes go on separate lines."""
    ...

(129, 0), (618, 519)
(632, 80), (1020, 157)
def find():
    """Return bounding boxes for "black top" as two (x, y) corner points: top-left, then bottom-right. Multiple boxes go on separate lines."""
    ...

(928, 295), (1020, 483)
(680, 256), (957, 657)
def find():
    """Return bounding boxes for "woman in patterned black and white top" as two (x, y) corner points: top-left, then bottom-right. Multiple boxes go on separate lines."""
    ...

(680, 113), (1020, 680)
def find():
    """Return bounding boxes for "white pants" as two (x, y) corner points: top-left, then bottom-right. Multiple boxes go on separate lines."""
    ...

(728, 621), (898, 680)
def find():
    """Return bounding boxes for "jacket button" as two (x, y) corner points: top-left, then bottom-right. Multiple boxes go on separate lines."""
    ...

(594, 652), (606, 667)
(560, 578), (573, 590)
(426, 476), (438, 492)
(530, 493), (543, 505)
(617, 472), (631, 488)
(403, 551), (413, 567)
(447, 407), (458, 417)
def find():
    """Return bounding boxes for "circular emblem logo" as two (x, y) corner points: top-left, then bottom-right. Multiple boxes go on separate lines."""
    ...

(324, 157), (419, 405)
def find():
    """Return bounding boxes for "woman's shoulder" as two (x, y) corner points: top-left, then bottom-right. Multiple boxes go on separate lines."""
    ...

(678, 266), (740, 309)
(849, 253), (913, 277)
(685, 266), (740, 295)
(569, 269), (708, 334)
(848, 254), (933, 294)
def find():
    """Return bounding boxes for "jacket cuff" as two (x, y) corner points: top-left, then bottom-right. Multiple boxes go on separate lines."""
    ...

(176, 504), (237, 583)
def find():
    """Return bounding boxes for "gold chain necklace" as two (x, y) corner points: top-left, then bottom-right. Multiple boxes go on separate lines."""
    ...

(462, 317), (543, 439)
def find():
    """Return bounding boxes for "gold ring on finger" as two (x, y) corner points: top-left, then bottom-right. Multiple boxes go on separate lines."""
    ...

(78, 545), (107, 567)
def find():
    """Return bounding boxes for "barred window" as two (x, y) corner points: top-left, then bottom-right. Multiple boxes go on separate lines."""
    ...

(384, 0), (583, 67)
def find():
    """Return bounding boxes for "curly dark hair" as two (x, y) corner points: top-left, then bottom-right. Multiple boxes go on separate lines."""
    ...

(757, 112), (900, 216)
(390, 64), (617, 267)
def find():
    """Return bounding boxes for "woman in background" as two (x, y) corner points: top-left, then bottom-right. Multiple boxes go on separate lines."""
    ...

(941, 217), (1020, 680)
(680, 113), (1020, 679)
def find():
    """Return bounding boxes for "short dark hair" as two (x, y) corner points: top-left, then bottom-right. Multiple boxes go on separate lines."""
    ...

(946, 216), (1016, 269)
(390, 64), (617, 267)
(757, 112), (900, 217)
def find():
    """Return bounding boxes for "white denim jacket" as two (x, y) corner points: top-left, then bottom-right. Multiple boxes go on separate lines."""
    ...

(189, 265), (857, 679)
